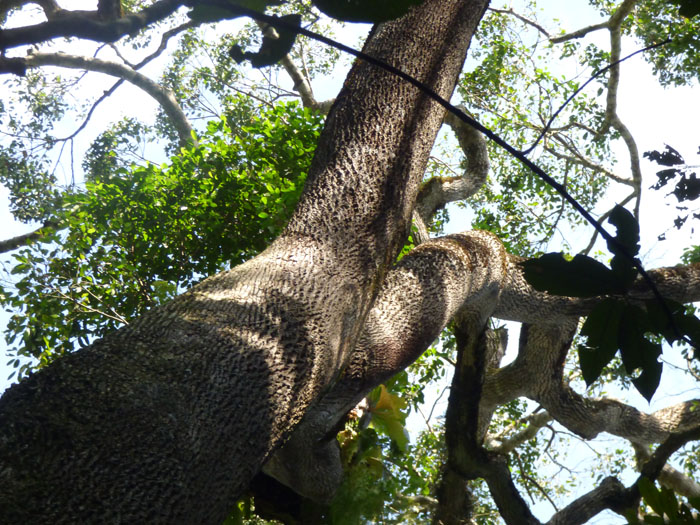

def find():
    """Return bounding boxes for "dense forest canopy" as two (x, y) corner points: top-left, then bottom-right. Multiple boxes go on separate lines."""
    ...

(1, 0), (700, 523)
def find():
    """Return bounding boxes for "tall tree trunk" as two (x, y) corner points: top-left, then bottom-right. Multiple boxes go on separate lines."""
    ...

(0, 1), (490, 522)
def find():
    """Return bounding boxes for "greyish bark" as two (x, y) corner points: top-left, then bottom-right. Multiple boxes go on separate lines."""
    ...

(0, 1), (490, 523)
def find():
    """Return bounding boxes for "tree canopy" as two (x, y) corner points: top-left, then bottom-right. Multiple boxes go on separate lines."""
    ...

(1, 1), (700, 523)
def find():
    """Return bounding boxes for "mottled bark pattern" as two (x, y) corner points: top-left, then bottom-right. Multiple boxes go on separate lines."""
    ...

(0, 1), (490, 522)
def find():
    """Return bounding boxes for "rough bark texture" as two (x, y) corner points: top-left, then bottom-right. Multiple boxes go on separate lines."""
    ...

(0, 1), (490, 522)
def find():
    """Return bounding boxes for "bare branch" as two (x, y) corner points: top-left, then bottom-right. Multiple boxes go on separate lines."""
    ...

(22, 51), (195, 146)
(256, 21), (334, 114)
(489, 7), (551, 39)
(486, 411), (553, 454)
(550, 22), (608, 43)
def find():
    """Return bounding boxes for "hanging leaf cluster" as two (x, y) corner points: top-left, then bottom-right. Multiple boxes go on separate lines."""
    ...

(626, 477), (700, 524)
(645, 144), (700, 234)
(522, 205), (700, 401)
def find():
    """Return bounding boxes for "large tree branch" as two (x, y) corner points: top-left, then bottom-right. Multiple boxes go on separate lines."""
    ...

(414, 104), (490, 232)
(0, 0), (184, 50)
(0, 2), (491, 521)
(266, 231), (700, 502)
(264, 231), (507, 502)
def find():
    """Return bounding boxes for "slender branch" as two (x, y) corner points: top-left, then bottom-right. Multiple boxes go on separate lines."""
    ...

(255, 21), (333, 113)
(22, 51), (195, 146)
(413, 104), (490, 231)
(486, 411), (552, 454)
(544, 143), (634, 186)
(57, 19), (199, 143)
(488, 7), (551, 39)
(550, 22), (609, 43)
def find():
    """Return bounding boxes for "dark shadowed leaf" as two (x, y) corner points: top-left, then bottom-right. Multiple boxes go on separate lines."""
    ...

(578, 298), (626, 386)
(312, 0), (424, 23)
(521, 253), (623, 297)
(607, 205), (640, 257)
(607, 205), (640, 288)
(644, 145), (685, 166)
(675, 0), (700, 18)
(618, 306), (662, 401)
(645, 298), (684, 343)
(671, 172), (700, 202)
(650, 168), (681, 190)
(188, 0), (284, 22)
(229, 14), (301, 67)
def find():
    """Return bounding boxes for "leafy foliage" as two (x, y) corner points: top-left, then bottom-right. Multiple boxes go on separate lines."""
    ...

(1, 100), (323, 379)
(459, 7), (611, 256)
(627, 477), (700, 524)
(522, 205), (700, 400)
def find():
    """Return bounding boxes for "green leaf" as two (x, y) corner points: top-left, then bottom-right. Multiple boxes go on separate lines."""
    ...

(312, 0), (424, 23)
(607, 205), (640, 288)
(638, 478), (664, 516)
(618, 306), (663, 402)
(578, 298), (625, 386)
(229, 14), (301, 68)
(521, 253), (623, 297)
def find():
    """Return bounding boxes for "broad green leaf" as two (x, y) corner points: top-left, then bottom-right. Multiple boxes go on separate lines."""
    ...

(607, 205), (640, 288)
(646, 299), (700, 350)
(578, 298), (625, 386)
(618, 307), (663, 401)
(521, 252), (623, 297)
(229, 14), (301, 67)
(312, 0), (423, 23)
(638, 477), (664, 516)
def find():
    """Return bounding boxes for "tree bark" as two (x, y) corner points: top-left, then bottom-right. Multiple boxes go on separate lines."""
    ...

(0, 1), (490, 522)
